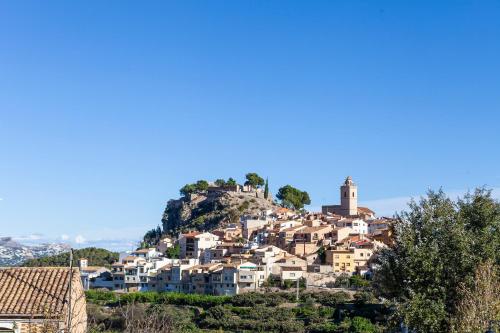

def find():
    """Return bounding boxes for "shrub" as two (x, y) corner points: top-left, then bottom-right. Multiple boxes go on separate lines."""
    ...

(353, 291), (377, 306)
(85, 290), (118, 304)
(313, 291), (350, 307)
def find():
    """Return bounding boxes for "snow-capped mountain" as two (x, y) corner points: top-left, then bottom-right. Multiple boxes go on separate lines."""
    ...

(0, 237), (70, 266)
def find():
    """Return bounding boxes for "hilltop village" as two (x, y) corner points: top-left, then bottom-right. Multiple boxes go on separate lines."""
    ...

(80, 177), (394, 295)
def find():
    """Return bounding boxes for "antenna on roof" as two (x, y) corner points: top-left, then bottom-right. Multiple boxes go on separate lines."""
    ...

(67, 248), (73, 333)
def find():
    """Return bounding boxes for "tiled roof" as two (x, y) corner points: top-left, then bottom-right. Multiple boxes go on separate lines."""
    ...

(0, 267), (78, 318)
(358, 207), (375, 214)
(297, 226), (331, 233)
(133, 248), (152, 254)
(182, 231), (201, 238)
(281, 266), (303, 271)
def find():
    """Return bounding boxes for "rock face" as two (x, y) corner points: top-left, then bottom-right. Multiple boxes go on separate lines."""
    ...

(0, 237), (70, 266)
(162, 191), (279, 235)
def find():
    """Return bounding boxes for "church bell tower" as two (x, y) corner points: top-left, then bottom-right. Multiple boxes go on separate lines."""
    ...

(340, 176), (358, 216)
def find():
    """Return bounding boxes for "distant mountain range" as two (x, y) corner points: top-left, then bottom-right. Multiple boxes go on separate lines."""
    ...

(0, 237), (70, 266)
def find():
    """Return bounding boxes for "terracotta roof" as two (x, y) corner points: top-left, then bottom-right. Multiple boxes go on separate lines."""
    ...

(297, 226), (331, 233)
(358, 207), (375, 214)
(0, 267), (80, 318)
(133, 248), (152, 254)
(281, 266), (304, 271)
(182, 231), (200, 238)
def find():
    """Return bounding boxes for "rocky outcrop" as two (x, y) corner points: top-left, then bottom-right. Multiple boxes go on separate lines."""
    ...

(161, 191), (279, 235)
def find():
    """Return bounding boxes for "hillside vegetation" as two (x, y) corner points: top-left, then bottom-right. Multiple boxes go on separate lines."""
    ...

(23, 247), (118, 267)
(86, 290), (387, 333)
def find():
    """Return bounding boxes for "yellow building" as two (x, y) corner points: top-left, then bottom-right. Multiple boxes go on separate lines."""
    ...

(325, 249), (355, 274)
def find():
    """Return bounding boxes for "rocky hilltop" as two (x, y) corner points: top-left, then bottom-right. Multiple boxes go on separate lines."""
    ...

(162, 190), (280, 235)
(0, 237), (70, 266)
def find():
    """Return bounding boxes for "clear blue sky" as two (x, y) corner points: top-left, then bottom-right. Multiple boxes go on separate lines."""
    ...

(1, 1), (499, 250)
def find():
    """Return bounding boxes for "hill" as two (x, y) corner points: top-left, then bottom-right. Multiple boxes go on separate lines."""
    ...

(0, 237), (70, 266)
(162, 190), (280, 235)
(22, 247), (119, 267)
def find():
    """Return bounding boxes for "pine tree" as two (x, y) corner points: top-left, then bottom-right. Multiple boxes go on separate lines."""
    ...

(264, 178), (269, 199)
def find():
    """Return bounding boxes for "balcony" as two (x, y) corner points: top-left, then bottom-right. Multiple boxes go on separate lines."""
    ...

(125, 276), (140, 283)
(238, 275), (255, 282)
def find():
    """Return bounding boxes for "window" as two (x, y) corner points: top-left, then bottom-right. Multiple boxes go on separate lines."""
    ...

(335, 263), (339, 266)
(290, 273), (295, 277)
(344, 191), (347, 197)
(352, 192), (355, 197)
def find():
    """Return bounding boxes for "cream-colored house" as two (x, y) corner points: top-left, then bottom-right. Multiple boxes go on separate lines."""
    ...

(0, 267), (87, 333)
(325, 249), (356, 274)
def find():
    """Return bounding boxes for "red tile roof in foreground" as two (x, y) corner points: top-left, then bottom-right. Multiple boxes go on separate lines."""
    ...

(0, 267), (79, 318)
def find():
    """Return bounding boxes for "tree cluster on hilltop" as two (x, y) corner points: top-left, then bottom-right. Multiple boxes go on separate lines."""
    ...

(276, 184), (311, 210)
(178, 173), (312, 211)
(23, 247), (119, 268)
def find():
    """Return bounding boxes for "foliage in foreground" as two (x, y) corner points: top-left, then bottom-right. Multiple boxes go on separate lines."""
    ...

(86, 290), (386, 332)
(373, 188), (500, 333)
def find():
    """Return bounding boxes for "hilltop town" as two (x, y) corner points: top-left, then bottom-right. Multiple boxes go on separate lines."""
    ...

(78, 176), (394, 295)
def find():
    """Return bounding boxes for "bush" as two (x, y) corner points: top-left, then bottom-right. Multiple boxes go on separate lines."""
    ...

(348, 316), (380, 333)
(349, 275), (370, 289)
(353, 291), (377, 306)
(230, 292), (287, 307)
(307, 322), (338, 333)
(313, 291), (351, 307)
(85, 290), (118, 304)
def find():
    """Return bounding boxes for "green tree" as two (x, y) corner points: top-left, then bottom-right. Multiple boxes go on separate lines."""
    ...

(142, 226), (162, 247)
(276, 185), (311, 210)
(317, 246), (326, 264)
(180, 183), (197, 197)
(195, 179), (209, 192)
(373, 189), (500, 333)
(350, 275), (370, 289)
(226, 177), (237, 186)
(244, 173), (265, 188)
(180, 180), (209, 197)
(264, 177), (269, 199)
(165, 244), (180, 259)
(214, 179), (226, 187)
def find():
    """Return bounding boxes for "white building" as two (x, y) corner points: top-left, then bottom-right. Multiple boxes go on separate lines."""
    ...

(178, 232), (220, 260)
(334, 218), (368, 235)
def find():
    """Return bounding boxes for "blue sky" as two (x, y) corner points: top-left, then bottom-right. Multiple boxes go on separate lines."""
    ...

(1, 1), (499, 251)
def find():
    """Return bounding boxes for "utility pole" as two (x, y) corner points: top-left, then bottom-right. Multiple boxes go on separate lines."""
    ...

(67, 248), (73, 333)
(296, 277), (299, 302)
